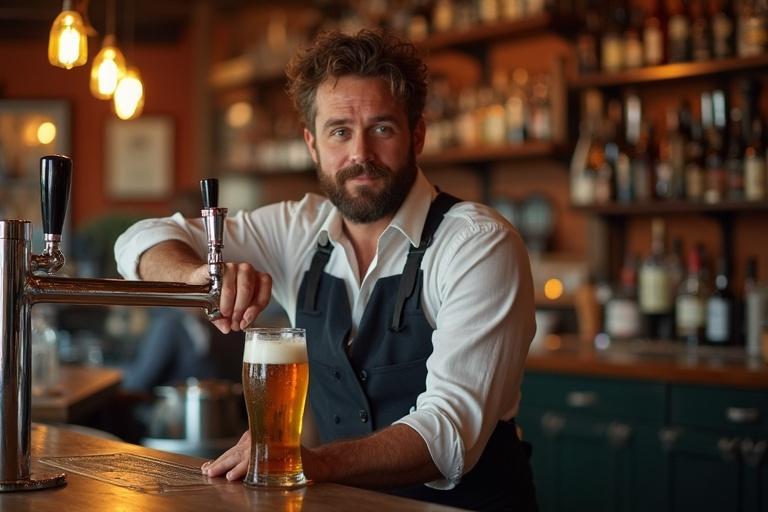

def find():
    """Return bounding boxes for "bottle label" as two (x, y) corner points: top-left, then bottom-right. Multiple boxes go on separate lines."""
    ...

(639, 267), (671, 313)
(744, 156), (766, 200)
(676, 295), (705, 331)
(706, 298), (731, 343)
(606, 299), (641, 339)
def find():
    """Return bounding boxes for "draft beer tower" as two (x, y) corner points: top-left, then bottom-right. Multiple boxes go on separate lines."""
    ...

(0, 155), (227, 490)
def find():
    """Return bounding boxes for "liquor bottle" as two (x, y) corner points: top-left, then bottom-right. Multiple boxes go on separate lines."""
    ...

(744, 117), (766, 200)
(597, 99), (622, 203)
(605, 254), (642, 340)
(639, 218), (674, 339)
(667, 237), (686, 294)
(617, 92), (641, 202)
(577, 0), (602, 73)
(529, 73), (553, 141)
(706, 256), (735, 344)
(505, 68), (529, 143)
(710, 0), (735, 58)
(667, 0), (692, 62)
(624, 4), (646, 68)
(602, 0), (626, 72)
(675, 247), (707, 345)
(432, 0), (454, 32)
(644, 0), (667, 65)
(744, 257), (766, 357)
(632, 121), (656, 201)
(483, 74), (507, 146)
(704, 125), (726, 203)
(685, 120), (706, 201)
(691, 0), (712, 60)
(725, 108), (745, 201)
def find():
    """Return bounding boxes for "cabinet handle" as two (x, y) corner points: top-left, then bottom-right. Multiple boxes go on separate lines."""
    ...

(741, 439), (767, 467)
(718, 437), (739, 462)
(725, 407), (761, 425)
(659, 427), (680, 451)
(566, 391), (598, 408)
(541, 412), (564, 436)
(606, 422), (632, 447)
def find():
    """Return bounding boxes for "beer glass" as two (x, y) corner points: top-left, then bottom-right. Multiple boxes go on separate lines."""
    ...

(242, 327), (309, 488)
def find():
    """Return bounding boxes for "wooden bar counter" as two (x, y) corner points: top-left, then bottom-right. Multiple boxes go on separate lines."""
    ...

(1, 424), (462, 511)
(525, 338), (768, 389)
(32, 365), (122, 423)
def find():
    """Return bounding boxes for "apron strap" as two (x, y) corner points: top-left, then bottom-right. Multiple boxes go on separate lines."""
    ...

(304, 234), (334, 312)
(391, 192), (461, 331)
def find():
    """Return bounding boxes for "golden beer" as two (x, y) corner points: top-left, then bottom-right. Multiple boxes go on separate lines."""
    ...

(242, 328), (308, 488)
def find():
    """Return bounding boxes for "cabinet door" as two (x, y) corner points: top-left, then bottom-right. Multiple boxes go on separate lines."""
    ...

(741, 438), (768, 512)
(660, 427), (743, 512)
(519, 408), (663, 512)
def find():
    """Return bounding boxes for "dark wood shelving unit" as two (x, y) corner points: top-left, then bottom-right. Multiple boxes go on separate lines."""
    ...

(419, 141), (567, 167)
(570, 54), (768, 89)
(572, 200), (768, 216)
(419, 13), (571, 51)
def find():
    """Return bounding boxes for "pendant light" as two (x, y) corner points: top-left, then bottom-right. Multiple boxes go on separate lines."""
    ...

(113, 0), (144, 119)
(48, 0), (88, 69)
(90, 0), (126, 99)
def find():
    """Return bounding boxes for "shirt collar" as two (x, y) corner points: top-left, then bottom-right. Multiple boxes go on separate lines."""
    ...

(316, 168), (436, 248)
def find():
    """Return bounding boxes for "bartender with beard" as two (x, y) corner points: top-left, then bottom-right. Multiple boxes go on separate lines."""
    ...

(115, 29), (537, 511)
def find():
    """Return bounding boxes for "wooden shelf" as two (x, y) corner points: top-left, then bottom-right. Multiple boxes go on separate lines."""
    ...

(572, 200), (768, 216)
(419, 141), (567, 167)
(570, 54), (768, 89)
(419, 13), (570, 51)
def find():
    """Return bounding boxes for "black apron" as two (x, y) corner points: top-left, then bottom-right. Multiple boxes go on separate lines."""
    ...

(295, 193), (537, 511)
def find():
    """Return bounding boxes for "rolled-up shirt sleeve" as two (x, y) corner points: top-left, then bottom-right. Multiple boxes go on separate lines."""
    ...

(394, 217), (535, 489)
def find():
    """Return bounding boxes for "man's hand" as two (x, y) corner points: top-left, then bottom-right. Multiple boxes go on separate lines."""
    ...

(191, 262), (272, 333)
(201, 430), (250, 480)
(138, 241), (271, 334)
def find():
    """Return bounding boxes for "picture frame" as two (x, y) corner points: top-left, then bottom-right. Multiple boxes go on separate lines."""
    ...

(105, 116), (174, 199)
(0, 99), (71, 252)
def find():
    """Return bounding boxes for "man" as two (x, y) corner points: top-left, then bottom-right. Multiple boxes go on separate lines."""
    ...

(115, 29), (537, 511)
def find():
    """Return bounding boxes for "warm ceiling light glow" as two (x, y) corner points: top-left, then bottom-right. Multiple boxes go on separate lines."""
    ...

(48, 2), (88, 69)
(544, 278), (564, 300)
(37, 122), (57, 145)
(114, 67), (145, 120)
(90, 36), (127, 99)
(226, 102), (253, 128)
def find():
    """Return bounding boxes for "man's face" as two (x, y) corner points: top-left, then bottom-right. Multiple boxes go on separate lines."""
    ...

(303, 76), (425, 224)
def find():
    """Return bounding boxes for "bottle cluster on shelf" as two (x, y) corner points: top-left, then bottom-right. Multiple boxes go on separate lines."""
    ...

(219, 101), (312, 174)
(412, 0), (554, 38)
(602, 218), (765, 353)
(576, 0), (768, 75)
(571, 80), (768, 205)
(423, 69), (554, 153)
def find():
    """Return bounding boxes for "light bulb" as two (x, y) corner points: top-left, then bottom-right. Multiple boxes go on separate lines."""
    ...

(90, 36), (126, 99)
(114, 67), (145, 120)
(48, 9), (88, 69)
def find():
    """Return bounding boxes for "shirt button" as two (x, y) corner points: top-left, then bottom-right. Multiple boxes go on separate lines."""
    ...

(359, 409), (369, 423)
(332, 369), (341, 380)
(359, 370), (368, 382)
(333, 415), (341, 424)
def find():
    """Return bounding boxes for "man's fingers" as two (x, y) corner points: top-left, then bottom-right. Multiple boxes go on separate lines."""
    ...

(240, 273), (272, 330)
(203, 431), (250, 478)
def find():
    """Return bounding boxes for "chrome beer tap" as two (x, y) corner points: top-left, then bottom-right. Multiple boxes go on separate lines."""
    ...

(0, 155), (228, 491)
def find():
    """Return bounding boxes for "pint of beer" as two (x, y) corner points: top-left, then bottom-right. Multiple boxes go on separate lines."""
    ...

(242, 327), (308, 488)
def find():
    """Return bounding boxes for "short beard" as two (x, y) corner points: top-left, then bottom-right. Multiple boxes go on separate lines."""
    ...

(317, 150), (417, 224)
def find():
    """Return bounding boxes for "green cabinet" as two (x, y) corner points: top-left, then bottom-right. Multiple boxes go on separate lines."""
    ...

(518, 374), (666, 512)
(519, 374), (767, 512)
(663, 385), (768, 512)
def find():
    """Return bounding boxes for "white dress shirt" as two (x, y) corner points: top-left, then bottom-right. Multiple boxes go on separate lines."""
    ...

(115, 169), (536, 490)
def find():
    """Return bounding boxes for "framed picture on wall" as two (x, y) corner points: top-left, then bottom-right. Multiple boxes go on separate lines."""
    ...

(105, 116), (174, 199)
(0, 99), (71, 252)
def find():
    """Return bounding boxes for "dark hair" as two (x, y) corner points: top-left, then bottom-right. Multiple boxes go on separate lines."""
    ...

(286, 29), (428, 133)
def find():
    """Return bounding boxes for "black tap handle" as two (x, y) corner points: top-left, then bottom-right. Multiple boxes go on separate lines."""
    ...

(200, 179), (218, 209)
(40, 155), (72, 236)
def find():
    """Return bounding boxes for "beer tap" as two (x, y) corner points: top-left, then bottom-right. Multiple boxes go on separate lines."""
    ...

(0, 155), (227, 491)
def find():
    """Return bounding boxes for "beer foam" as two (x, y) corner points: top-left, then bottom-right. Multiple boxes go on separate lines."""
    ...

(243, 338), (308, 364)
